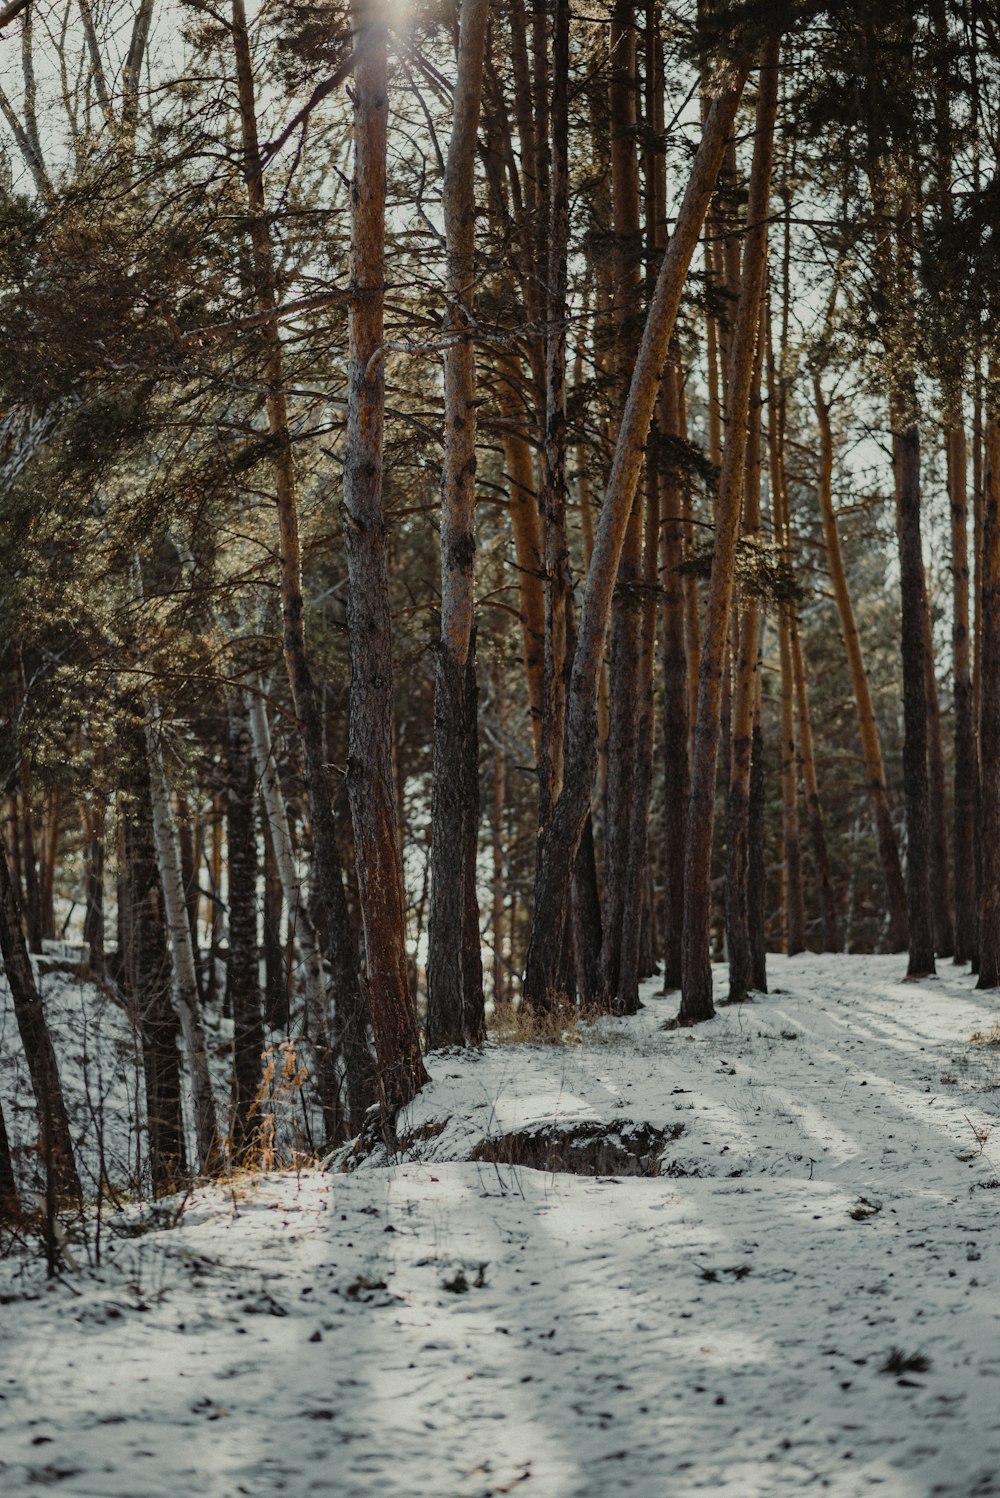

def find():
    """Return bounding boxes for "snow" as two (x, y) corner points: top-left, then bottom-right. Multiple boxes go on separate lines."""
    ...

(3, 954), (1000, 1496)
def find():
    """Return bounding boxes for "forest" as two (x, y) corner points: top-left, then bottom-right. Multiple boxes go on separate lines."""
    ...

(2, 0), (1000, 1493)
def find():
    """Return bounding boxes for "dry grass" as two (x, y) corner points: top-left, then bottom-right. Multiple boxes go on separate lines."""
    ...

(971, 1021), (1000, 1046)
(491, 995), (582, 1046)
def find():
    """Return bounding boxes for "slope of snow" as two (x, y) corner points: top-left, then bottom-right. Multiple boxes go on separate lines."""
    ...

(2, 953), (1000, 1497)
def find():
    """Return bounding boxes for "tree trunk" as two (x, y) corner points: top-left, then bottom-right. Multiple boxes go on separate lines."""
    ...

(144, 710), (221, 1170)
(949, 418), (978, 963)
(342, 0), (428, 1111)
(82, 787), (106, 977)
(225, 700), (265, 1161)
(659, 361), (690, 992)
(601, 0), (644, 1007)
(261, 814), (288, 1030)
(813, 377), (908, 951)
(725, 346), (764, 1002)
(893, 405), (937, 977)
(977, 397), (1000, 987)
(790, 615), (839, 951)
(523, 57), (751, 1008)
(679, 41), (778, 1025)
(0, 1098), (18, 1218)
(427, 0), (490, 1050)
(231, 0), (373, 1125)
(0, 831), (80, 1202)
(121, 738), (187, 1197)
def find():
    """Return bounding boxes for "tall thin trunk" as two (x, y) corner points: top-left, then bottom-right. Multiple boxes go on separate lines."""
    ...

(949, 418), (978, 962)
(659, 363), (690, 991)
(427, 0), (489, 1049)
(601, 0), (644, 1007)
(0, 1099), (18, 1217)
(144, 711), (220, 1170)
(121, 738), (187, 1197)
(679, 41), (778, 1025)
(978, 394), (1000, 987)
(342, 0), (428, 1110)
(523, 55), (752, 1008)
(814, 378), (908, 949)
(0, 832), (80, 1202)
(725, 346), (763, 1001)
(790, 618), (838, 950)
(231, 0), (373, 1123)
(225, 700), (265, 1160)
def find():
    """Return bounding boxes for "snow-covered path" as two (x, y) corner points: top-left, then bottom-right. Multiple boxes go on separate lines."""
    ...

(2, 955), (1000, 1497)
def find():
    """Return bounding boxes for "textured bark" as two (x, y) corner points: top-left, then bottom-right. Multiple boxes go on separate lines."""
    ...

(893, 412), (937, 977)
(225, 701), (265, 1161)
(121, 740), (187, 1197)
(920, 568), (954, 958)
(496, 354), (546, 747)
(814, 379), (908, 952)
(748, 660), (768, 990)
(427, 0), (489, 1049)
(232, 0), (372, 1124)
(977, 401), (1000, 988)
(0, 831), (80, 1202)
(725, 350), (763, 1002)
(659, 364), (689, 992)
(790, 617), (839, 951)
(342, 0), (428, 1109)
(0, 1099), (17, 1217)
(601, 0), (644, 1007)
(948, 419), (978, 963)
(145, 712), (221, 1170)
(679, 42), (778, 1025)
(522, 57), (752, 1009)
(82, 788), (106, 977)
(261, 815), (288, 1030)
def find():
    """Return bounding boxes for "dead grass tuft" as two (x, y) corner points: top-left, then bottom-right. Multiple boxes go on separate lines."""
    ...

(491, 995), (582, 1046)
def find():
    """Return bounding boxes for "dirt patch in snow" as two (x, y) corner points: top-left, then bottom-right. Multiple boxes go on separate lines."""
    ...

(469, 1119), (683, 1176)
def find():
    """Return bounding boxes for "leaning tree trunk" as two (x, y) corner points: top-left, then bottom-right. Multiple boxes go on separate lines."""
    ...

(523, 57), (752, 1008)
(0, 832), (80, 1203)
(679, 40), (779, 1026)
(814, 377), (908, 951)
(342, 0), (428, 1110)
(225, 700), (266, 1161)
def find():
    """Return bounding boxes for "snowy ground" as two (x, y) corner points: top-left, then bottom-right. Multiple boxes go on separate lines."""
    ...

(3, 954), (1000, 1497)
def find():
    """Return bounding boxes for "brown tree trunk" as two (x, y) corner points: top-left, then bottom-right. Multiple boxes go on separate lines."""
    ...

(0, 831), (81, 1202)
(814, 377), (909, 951)
(82, 785), (106, 978)
(0, 1099), (17, 1218)
(679, 41), (778, 1025)
(427, 0), (489, 1050)
(523, 56), (752, 1009)
(342, 0), (428, 1111)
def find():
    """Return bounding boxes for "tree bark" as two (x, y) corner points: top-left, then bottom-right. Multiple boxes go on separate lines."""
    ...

(121, 738), (187, 1197)
(0, 831), (80, 1202)
(948, 418), (978, 963)
(977, 397), (1000, 987)
(225, 700), (265, 1161)
(231, 0), (373, 1125)
(427, 0), (490, 1050)
(813, 378), (909, 952)
(523, 57), (751, 1008)
(342, 0), (428, 1111)
(659, 361), (690, 992)
(679, 41), (778, 1025)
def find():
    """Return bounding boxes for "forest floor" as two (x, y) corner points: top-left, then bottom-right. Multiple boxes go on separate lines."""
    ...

(2, 954), (1000, 1497)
